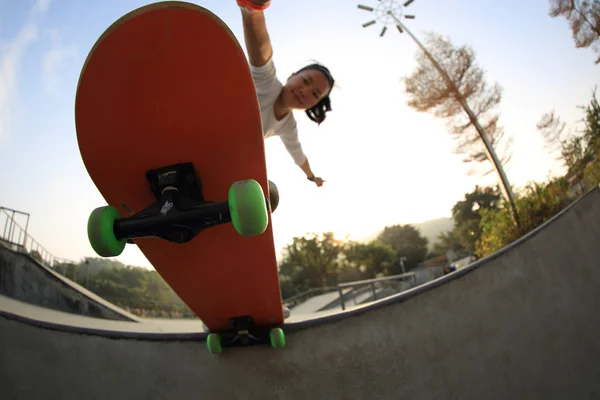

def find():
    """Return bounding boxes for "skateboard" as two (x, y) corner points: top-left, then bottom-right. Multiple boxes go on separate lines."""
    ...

(74, 1), (286, 354)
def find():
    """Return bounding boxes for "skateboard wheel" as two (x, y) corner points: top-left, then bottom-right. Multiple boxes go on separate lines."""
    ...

(228, 180), (268, 237)
(206, 333), (222, 354)
(268, 180), (279, 213)
(87, 206), (127, 257)
(269, 328), (286, 349)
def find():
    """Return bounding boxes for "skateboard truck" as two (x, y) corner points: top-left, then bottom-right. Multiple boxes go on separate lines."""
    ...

(113, 162), (233, 244)
(226, 316), (263, 345)
(86, 161), (279, 257)
(205, 315), (286, 354)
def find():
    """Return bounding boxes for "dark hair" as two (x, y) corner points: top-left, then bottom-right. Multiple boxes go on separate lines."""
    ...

(296, 63), (335, 125)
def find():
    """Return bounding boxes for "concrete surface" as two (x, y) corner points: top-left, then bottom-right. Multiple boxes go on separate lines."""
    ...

(0, 244), (139, 321)
(0, 295), (206, 334)
(2, 187), (600, 399)
(0, 293), (331, 335)
(289, 289), (345, 314)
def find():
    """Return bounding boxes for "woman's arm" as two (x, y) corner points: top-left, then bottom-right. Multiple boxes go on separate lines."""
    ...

(239, 6), (273, 67)
(300, 159), (325, 187)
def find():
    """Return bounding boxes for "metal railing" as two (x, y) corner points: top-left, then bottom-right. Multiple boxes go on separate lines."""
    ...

(335, 272), (417, 311)
(283, 272), (418, 311)
(282, 286), (340, 308)
(0, 207), (75, 269)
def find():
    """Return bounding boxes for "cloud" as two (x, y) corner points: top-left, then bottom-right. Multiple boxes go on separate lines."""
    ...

(42, 29), (76, 94)
(0, 0), (50, 144)
(32, 0), (50, 14)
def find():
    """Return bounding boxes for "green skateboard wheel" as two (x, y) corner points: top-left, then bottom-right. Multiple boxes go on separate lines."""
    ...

(269, 328), (286, 349)
(87, 206), (126, 257)
(206, 333), (222, 354)
(228, 180), (268, 237)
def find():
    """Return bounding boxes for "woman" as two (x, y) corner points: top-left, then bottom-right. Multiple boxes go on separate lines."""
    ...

(237, 0), (336, 188)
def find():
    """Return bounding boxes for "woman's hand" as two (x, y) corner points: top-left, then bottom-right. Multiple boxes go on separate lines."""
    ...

(309, 176), (325, 187)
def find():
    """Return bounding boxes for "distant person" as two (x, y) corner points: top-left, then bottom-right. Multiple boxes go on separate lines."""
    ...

(443, 265), (457, 275)
(237, 0), (335, 188)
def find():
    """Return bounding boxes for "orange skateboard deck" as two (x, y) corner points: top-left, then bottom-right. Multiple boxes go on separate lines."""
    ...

(74, 1), (285, 350)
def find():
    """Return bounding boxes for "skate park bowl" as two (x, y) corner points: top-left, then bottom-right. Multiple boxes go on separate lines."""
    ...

(2, 186), (600, 399)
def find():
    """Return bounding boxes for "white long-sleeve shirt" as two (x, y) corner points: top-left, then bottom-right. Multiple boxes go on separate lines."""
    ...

(249, 57), (307, 166)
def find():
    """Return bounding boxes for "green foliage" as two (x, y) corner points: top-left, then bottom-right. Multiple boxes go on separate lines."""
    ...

(581, 87), (600, 158)
(51, 261), (79, 280)
(477, 178), (572, 257)
(29, 250), (43, 263)
(278, 232), (346, 297)
(423, 185), (501, 261)
(278, 228), (427, 299)
(538, 88), (600, 193)
(473, 88), (600, 257)
(451, 185), (502, 254)
(537, 110), (585, 193)
(49, 258), (195, 319)
(375, 224), (428, 271)
(583, 150), (600, 188)
(343, 241), (397, 279)
(429, 229), (467, 259)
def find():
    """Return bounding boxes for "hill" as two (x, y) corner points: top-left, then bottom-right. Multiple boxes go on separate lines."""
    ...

(357, 217), (454, 249)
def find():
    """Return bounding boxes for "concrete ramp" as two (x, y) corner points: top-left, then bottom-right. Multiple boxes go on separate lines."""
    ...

(0, 244), (140, 322)
(2, 187), (600, 399)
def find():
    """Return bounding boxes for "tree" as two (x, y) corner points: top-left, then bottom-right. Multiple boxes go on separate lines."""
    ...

(376, 225), (428, 271)
(430, 229), (468, 261)
(537, 110), (586, 193)
(29, 250), (43, 263)
(538, 88), (600, 191)
(477, 178), (572, 257)
(537, 110), (569, 155)
(549, 0), (600, 64)
(343, 241), (397, 279)
(580, 87), (600, 186)
(580, 86), (600, 156)
(278, 232), (346, 296)
(451, 185), (502, 254)
(402, 32), (519, 226)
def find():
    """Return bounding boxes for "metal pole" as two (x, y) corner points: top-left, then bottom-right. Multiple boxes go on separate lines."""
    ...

(389, 11), (520, 227)
(338, 286), (346, 311)
(8, 210), (15, 243)
(24, 214), (30, 245)
(2, 210), (9, 240)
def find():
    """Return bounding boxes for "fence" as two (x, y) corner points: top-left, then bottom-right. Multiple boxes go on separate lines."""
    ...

(283, 272), (418, 312)
(0, 207), (75, 269)
(335, 272), (417, 310)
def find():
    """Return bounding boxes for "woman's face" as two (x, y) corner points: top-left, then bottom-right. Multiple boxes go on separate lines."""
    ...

(282, 68), (331, 110)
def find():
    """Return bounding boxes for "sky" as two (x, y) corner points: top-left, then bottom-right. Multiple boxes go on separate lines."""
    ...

(0, 0), (598, 269)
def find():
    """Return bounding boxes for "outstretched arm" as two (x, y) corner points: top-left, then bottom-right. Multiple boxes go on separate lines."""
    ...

(300, 159), (325, 187)
(239, 5), (273, 67)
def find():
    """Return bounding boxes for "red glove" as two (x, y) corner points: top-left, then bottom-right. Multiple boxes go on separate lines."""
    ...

(237, 0), (270, 11)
